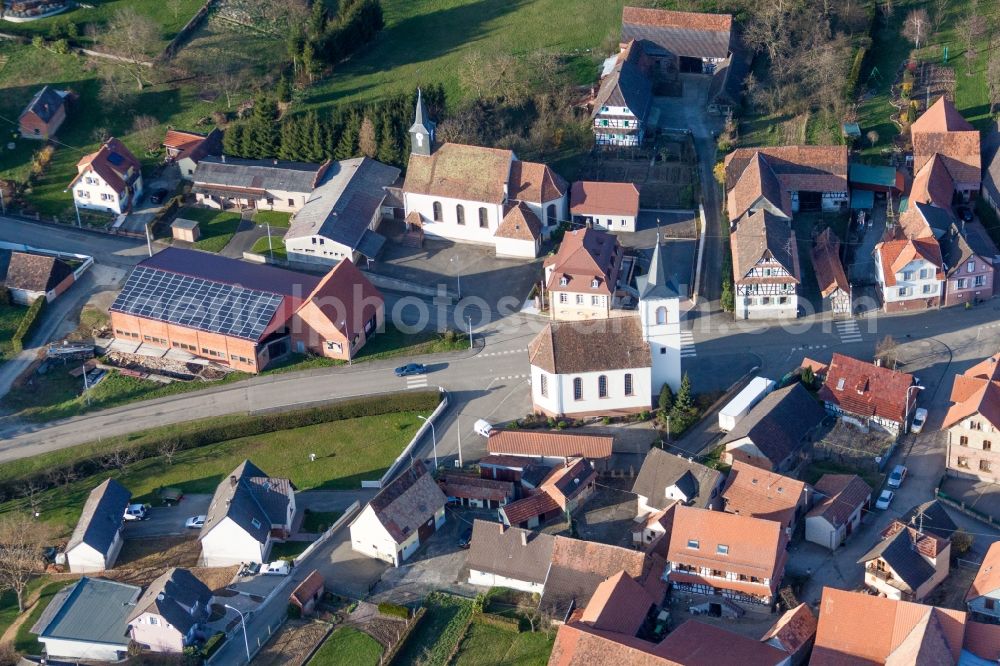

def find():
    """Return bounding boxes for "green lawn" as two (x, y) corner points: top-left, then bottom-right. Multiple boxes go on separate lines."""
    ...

(14, 579), (75, 655)
(803, 459), (881, 494)
(452, 622), (555, 666)
(250, 235), (287, 261)
(302, 510), (343, 533)
(393, 592), (473, 666)
(0, 410), (422, 537)
(0, 303), (28, 362)
(270, 540), (311, 561)
(354, 324), (468, 362)
(253, 210), (292, 228)
(302, 0), (627, 110)
(853, 7), (912, 158)
(178, 207), (243, 253)
(310, 627), (383, 666)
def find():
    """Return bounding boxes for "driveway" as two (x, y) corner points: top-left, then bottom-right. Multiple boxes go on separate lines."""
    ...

(120, 167), (181, 234)
(123, 494), (212, 538)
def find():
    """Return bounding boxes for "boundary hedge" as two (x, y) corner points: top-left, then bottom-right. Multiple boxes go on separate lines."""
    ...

(11, 297), (46, 354)
(378, 602), (411, 620)
(472, 611), (520, 632)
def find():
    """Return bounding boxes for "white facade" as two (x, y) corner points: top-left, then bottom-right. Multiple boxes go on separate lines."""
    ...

(736, 260), (799, 320)
(805, 508), (863, 551)
(200, 516), (271, 567)
(39, 636), (128, 662)
(66, 531), (123, 573)
(594, 105), (642, 146)
(404, 192), (505, 246)
(195, 188), (308, 213)
(468, 569), (545, 595)
(72, 167), (143, 215)
(495, 235), (539, 259)
(789, 191), (848, 213)
(531, 365), (652, 417)
(349, 503), (446, 567)
(285, 234), (356, 266)
(875, 255), (943, 308)
(639, 291), (681, 393)
(523, 197), (568, 237)
(576, 213), (637, 233)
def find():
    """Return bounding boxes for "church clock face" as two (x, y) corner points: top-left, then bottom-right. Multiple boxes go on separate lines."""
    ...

(415, 133), (424, 147)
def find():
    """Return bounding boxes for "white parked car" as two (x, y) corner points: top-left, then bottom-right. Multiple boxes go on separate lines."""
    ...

(264, 560), (291, 576)
(887, 465), (907, 489)
(875, 489), (895, 510)
(124, 504), (148, 521)
(185, 515), (206, 529)
(911, 408), (928, 434)
(473, 419), (494, 438)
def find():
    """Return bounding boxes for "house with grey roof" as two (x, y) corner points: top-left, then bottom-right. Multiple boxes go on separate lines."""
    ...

(592, 40), (652, 147)
(2, 250), (76, 305)
(632, 447), (723, 516)
(65, 478), (131, 573)
(19, 85), (69, 140)
(198, 460), (297, 566)
(32, 577), (141, 661)
(349, 460), (447, 567)
(283, 157), (400, 267)
(467, 520), (555, 594)
(129, 568), (213, 653)
(192, 156), (331, 213)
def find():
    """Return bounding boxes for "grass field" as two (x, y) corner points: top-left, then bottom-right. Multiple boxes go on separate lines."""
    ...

(394, 592), (473, 665)
(0, 304), (28, 363)
(14, 579), (75, 655)
(253, 210), (292, 227)
(302, 510), (342, 533)
(250, 235), (287, 260)
(178, 207), (243, 252)
(310, 627), (383, 666)
(0, 410), (422, 537)
(302, 0), (626, 110)
(452, 622), (555, 666)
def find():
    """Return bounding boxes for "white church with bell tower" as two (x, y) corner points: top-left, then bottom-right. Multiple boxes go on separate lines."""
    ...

(637, 236), (682, 394)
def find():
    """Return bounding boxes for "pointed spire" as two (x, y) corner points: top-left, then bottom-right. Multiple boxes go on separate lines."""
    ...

(639, 232), (675, 300)
(409, 88), (435, 156)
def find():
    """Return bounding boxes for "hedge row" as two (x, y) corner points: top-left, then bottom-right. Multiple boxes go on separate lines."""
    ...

(0, 389), (440, 501)
(383, 606), (426, 665)
(378, 602), (410, 620)
(11, 296), (46, 354)
(844, 47), (867, 103)
(472, 611), (520, 633)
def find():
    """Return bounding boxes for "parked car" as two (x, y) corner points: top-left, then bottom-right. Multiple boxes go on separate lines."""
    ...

(458, 527), (473, 549)
(473, 419), (493, 438)
(149, 188), (169, 205)
(875, 489), (895, 510)
(239, 562), (261, 577)
(264, 560), (291, 576)
(957, 206), (974, 222)
(185, 515), (206, 529)
(911, 408), (928, 434)
(887, 465), (907, 488)
(394, 363), (426, 377)
(124, 504), (149, 521)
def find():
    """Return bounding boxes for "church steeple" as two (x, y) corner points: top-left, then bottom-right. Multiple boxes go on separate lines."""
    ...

(640, 233), (675, 299)
(409, 88), (436, 157)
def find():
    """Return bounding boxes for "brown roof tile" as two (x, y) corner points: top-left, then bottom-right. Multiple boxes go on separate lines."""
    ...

(806, 474), (872, 528)
(366, 460), (447, 543)
(875, 236), (944, 287)
(761, 603), (817, 655)
(495, 201), (541, 241)
(811, 228), (850, 297)
(290, 570), (325, 607)
(488, 430), (613, 459)
(818, 353), (915, 425)
(943, 354), (1000, 430)
(403, 142), (513, 204)
(912, 98), (981, 185)
(963, 620), (1000, 661)
(71, 137), (141, 194)
(509, 160), (567, 203)
(528, 318), (651, 375)
(438, 473), (513, 503)
(580, 570), (654, 636)
(466, 520), (555, 585)
(730, 211), (800, 284)
(622, 6), (732, 32)
(501, 492), (561, 526)
(545, 228), (623, 295)
(727, 152), (790, 221)
(570, 181), (640, 217)
(967, 542), (1000, 602)
(721, 461), (805, 529)
(4, 252), (73, 293)
(724, 146), (848, 193)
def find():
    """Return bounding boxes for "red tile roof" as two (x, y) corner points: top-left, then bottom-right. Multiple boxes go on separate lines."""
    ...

(545, 228), (622, 295)
(726, 152), (790, 221)
(496, 201), (542, 241)
(488, 430), (613, 459)
(811, 228), (850, 297)
(806, 474), (872, 528)
(761, 603), (817, 655)
(818, 353), (916, 425)
(724, 146), (849, 201)
(509, 160), (567, 203)
(967, 541), (1000, 602)
(71, 137), (140, 194)
(579, 571), (654, 636)
(541, 459), (596, 508)
(295, 258), (384, 348)
(721, 461), (805, 529)
(438, 473), (513, 503)
(875, 236), (944, 287)
(501, 492), (560, 526)
(289, 570), (324, 607)
(912, 97), (981, 185)
(570, 181), (641, 217)
(622, 6), (732, 32)
(943, 353), (1000, 431)
(963, 621), (1000, 662)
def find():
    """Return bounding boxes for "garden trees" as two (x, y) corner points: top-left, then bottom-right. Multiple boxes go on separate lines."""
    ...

(902, 9), (930, 49)
(0, 513), (53, 612)
(101, 8), (159, 90)
(658, 383), (675, 413)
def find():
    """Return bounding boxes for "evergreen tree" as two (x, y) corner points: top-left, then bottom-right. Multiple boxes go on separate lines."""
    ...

(277, 117), (303, 161)
(248, 96), (279, 158)
(276, 75), (292, 104)
(222, 123), (245, 157)
(334, 112), (361, 159)
(301, 43), (318, 83)
(358, 117), (377, 157)
(658, 383), (674, 413)
(236, 121), (255, 158)
(308, 0), (327, 42)
(801, 365), (815, 389)
(376, 114), (399, 165)
(674, 373), (693, 412)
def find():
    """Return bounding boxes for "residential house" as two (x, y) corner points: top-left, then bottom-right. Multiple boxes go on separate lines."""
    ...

(858, 519), (951, 602)
(2, 250), (75, 305)
(31, 578), (141, 662)
(724, 146), (849, 219)
(467, 520), (555, 594)
(632, 447), (723, 516)
(198, 460), (297, 567)
(69, 137), (143, 215)
(437, 472), (514, 509)
(942, 222), (995, 307)
(983, 125), (1000, 218)
(289, 570), (325, 617)
(967, 542), (1000, 622)
(110, 248), (383, 372)
(720, 461), (809, 538)
(761, 604), (816, 666)
(192, 156), (330, 212)
(730, 211), (800, 320)
(811, 228), (851, 315)
(403, 90), (568, 254)
(804, 474), (871, 550)
(721, 383), (825, 473)
(591, 40), (653, 147)
(349, 460), (447, 567)
(500, 458), (597, 529)
(632, 502), (677, 550)
(283, 157), (400, 266)
(818, 353), (917, 435)
(549, 618), (790, 666)
(944, 353), (1000, 482)
(848, 163), (903, 196)
(128, 568), (212, 654)
(621, 6), (733, 74)
(873, 236), (945, 312)
(65, 478), (130, 573)
(577, 570), (656, 638)
(911, 96), (981, 200)
(570, 181), (641, 232)
(162, 129), (222, 180)
(18, 86), (68, 140)
(543, 228), (625, 321)
(666, 505), (787, 607)
(897, 500), (958, 541)
(487, 430), (613, 469)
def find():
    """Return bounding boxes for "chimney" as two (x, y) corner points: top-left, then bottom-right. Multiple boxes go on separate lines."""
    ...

(520, 531), (527, 547)
(229, 475), (237, 487)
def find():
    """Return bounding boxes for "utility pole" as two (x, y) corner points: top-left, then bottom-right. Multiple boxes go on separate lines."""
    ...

(457, 416), (463, 467)
(467, 316), (473, 349)
(267, 222), (273, 259)
(145, 222), (153, 257)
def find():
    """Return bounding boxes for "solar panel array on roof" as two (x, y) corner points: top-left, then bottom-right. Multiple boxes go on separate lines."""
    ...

(107, 152), (124, 166)
(110, 266), (284, 341)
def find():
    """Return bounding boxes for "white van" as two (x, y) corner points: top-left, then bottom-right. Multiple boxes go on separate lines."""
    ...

(124, 504), (148, 521)
(473, 419), (494, 437)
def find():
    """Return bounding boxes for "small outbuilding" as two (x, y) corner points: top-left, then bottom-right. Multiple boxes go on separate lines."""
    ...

(290, 570), (326, 617)
(65, 478), (131, 573)
(804, 474), (871, 550)
(170, 218), (201, 243)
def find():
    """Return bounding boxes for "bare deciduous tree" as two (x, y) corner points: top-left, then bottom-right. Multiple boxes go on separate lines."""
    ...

(0, 513), (53, 612)
(45, 466), (78, 490)
(358, 117), (377, 158)
(881, 0), (894, 17)
(99, 8), (159, 90)
(157, 439), (180, 467)
(902, 9), (931, 49)
(131, 115), (161, 154)
(101, 446), (137, 473)
(867, 130), (880, 146)
(875, 335), (900, 369)
(18, 482), (44, 517)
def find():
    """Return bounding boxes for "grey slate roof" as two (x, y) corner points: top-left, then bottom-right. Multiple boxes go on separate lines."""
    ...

(631, 448), (721, 510)
(964, 220), (1000, 261)
(913, 202), (952, 240)
(622, 9), (732, 59)
(466, 520), (555, 585)
(900, 500), (957, 541)
(193, 156), (327, 194)
(128, 568), (212, 634)
(66, 478), (131, 555)
(200, 460), (292, 545)
(365, 460), (447, 544)
(637, 239), (678, 299)
(32, 577), (140, 646)
(707, 47), (750, 107)
(858, 529), (936, 591)
(721, 383), (825, 468)
(284, 158), (400, 255)
(21, 86), (66, 124)
(592, 41), (652, 122)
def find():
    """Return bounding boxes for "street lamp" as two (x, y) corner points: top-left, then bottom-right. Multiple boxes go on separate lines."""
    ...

(904, 385), (926, 434)
(451, 256), (462, 299)
(224, 604), (251, 663)
(467, 316), (473, 350)
(417, 415), (438, 469)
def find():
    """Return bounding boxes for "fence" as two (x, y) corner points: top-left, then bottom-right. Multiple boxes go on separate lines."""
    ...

(158, 0), (215, 61)
(292, 501), (361, 566)
(361, 387), (449, 488)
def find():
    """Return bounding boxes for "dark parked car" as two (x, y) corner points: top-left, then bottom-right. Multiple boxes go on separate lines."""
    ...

(394, 363), (426, 377)
(149, 188), (169, 205)
(458, 527), (473, 549)
(957, 206), (974, 222)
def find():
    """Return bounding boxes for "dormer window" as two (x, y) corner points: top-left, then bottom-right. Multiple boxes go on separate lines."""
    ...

(591, 278), (599, 289)
(836, 378), (846, 391)
(687, 539), (699, 549)
(251, 517), (261, 529)
(560, 276), (569, 286)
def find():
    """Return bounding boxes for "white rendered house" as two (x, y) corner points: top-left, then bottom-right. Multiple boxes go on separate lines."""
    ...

(873, 237), (944, 313)
(69, 138), (143, 215)
(65, 478), (130, 573)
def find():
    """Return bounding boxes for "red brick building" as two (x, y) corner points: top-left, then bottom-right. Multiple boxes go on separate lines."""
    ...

(18, 86), (68, 140)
